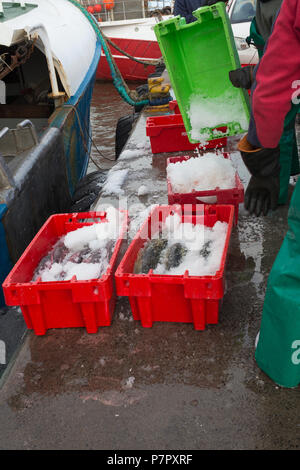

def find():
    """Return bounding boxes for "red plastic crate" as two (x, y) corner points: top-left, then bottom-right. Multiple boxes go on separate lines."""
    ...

(2, 211), (128, 335)
(146, 114), (227, 154)
(169, 100), (180, 114)
(115, 204), (234, 330)
(167, 153), (244, 224)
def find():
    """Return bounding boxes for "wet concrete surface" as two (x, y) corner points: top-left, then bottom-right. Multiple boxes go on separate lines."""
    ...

(0, 307), (26, 382)
(0, 111), (299, 450)
(0, 82), (131, 382)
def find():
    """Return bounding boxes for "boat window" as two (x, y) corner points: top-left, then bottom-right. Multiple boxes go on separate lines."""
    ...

(148, 1), (172, 11)
(230, 0), (256, 24)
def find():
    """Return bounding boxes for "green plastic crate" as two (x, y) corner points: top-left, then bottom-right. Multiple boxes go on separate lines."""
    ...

(154, 3), (250, 143)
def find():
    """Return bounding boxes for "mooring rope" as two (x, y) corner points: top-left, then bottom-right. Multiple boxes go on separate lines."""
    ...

(103, 33), (163, 67)
(66, 0), (150, 107)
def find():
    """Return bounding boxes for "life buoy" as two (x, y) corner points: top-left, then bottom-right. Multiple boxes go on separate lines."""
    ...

(94, 4), (102, 13)
(103, 0), (114, 10)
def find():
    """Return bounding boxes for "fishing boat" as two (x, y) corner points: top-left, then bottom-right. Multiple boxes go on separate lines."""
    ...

(0, 0), (101, 306)
(79, 0), (171, 81)
(81, 0), (258, 82)
(97, 16), (164, 81)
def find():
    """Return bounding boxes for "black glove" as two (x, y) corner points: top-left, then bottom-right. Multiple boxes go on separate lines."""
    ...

(238, 135), (280, 216)
(244, 175), (280, 216)
(229, 66), (254, 90)
(207, 0), (227, 5)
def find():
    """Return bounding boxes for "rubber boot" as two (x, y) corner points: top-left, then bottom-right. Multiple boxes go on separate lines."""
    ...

(291, 133), (300, 176)
(255, 179), (300, 388)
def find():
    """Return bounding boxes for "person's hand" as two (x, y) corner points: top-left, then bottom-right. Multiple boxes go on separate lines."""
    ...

(238, 135), (280, 216)
(229, 66), (254, 90)
(244, 175), (280, 216)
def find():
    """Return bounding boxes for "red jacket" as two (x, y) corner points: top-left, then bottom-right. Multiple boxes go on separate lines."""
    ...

(248, 0), (300, 148)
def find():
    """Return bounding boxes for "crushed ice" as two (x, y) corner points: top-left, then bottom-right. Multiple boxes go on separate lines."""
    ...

(167, 153), (236, 194)
(188, 90), (249, 141)
(33, 207), (124, 282)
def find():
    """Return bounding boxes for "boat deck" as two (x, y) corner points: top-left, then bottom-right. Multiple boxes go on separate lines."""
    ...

(0, 108), (299, 450)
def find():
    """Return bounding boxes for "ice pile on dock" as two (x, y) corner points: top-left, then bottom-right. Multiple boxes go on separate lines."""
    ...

(167, 153), (236, 193)
(188, 90), (248, 141)
(33, 207), (124, 282)
(134, 213), (228, 276)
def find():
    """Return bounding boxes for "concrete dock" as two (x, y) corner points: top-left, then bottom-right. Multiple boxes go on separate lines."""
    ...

(0, 111), (299, 450)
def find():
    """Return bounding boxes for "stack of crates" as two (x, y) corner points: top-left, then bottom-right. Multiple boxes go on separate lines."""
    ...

(166, 154), (244, 224)
(146, 114), (228, 154)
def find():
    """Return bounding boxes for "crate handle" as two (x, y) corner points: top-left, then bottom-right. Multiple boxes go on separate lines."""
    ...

(67, 212), (108, 225)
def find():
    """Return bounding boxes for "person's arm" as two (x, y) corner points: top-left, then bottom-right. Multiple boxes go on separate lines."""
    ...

(173, 0), (227, 24)
(206, 0), (227, 5)
(173, 0), (196, 23)
(237, 0), (300, 216)
(248, 0), (300, 148)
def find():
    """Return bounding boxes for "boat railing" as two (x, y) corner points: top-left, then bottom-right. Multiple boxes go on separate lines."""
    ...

(78, 0), (174, 22)
(0, 0), (26, 16)
(0, 121), (35, 191)
(0, 120), (38, 159)
(0, 1), (173, 21)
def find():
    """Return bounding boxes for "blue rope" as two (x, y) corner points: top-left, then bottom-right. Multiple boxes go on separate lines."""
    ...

(67, 0), (149, 107)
